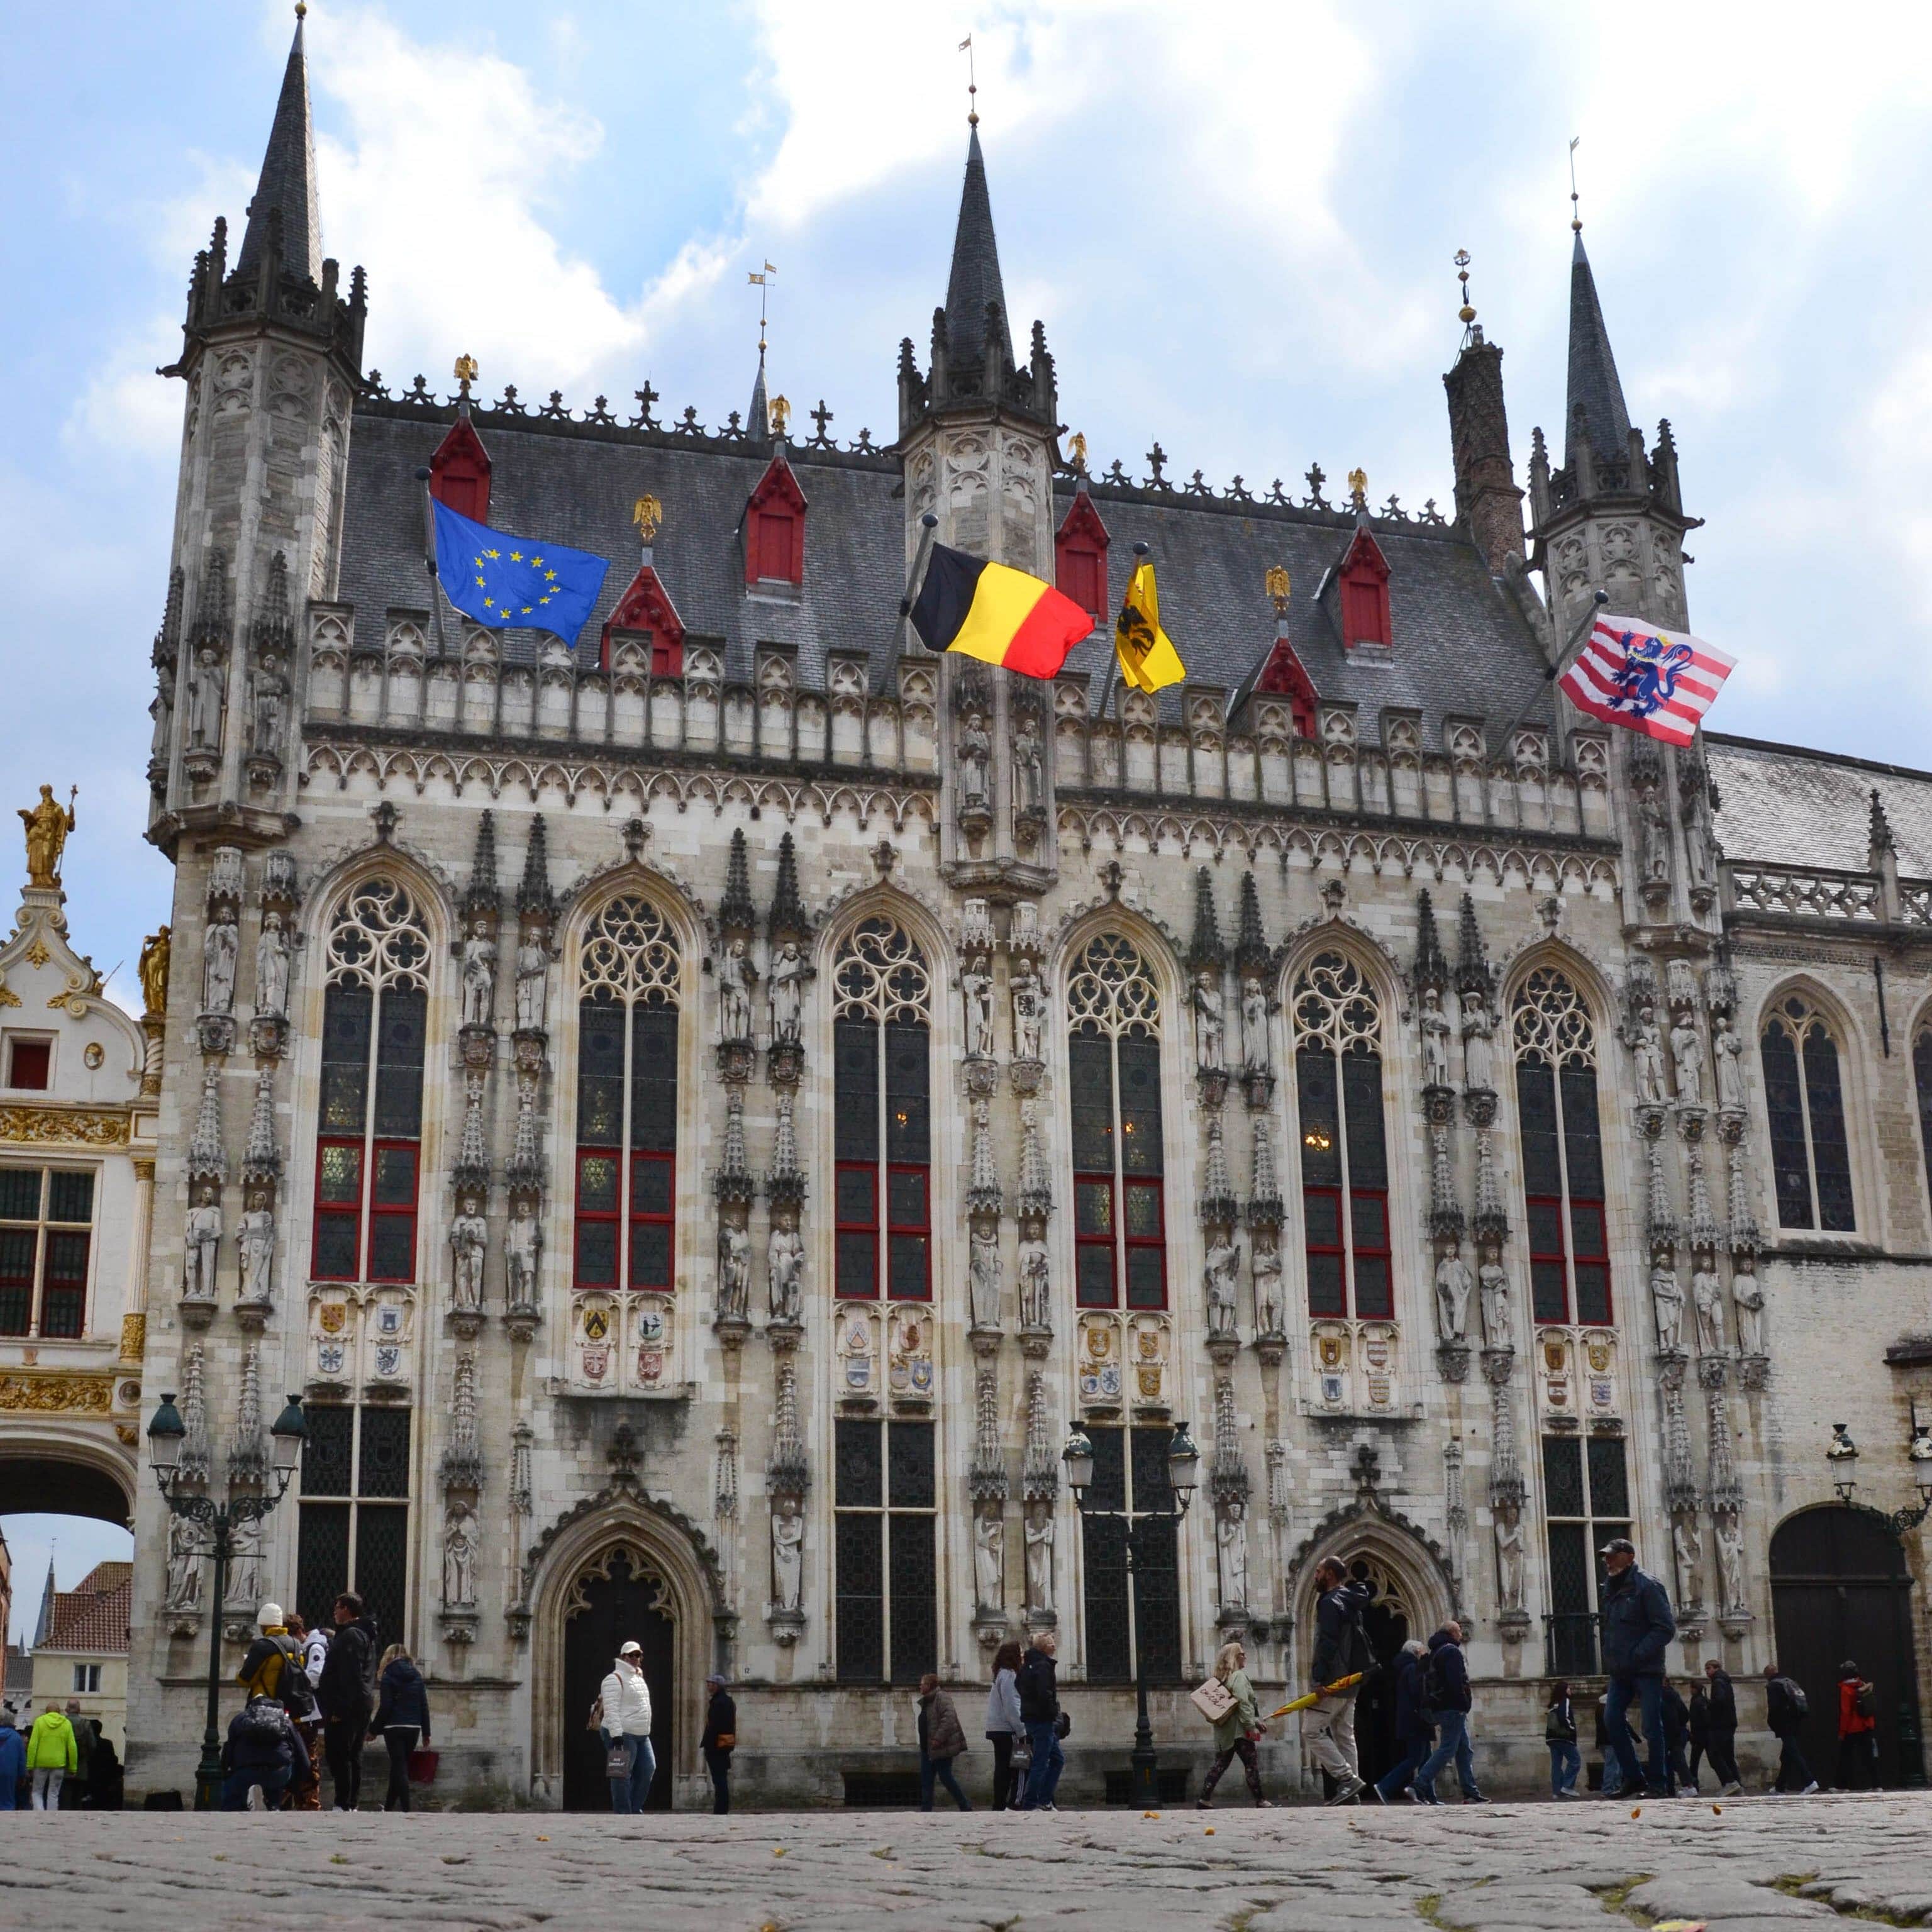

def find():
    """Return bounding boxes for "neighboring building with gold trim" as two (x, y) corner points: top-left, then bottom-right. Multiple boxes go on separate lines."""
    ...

(0, 813), (159, 1524)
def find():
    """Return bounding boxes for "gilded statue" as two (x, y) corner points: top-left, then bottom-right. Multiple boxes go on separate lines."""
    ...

(18, 784), (76, 889)
(138, 926), (173, 1017)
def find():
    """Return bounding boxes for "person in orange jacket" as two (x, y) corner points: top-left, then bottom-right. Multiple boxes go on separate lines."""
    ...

(1837, 1659), (1879, 1791)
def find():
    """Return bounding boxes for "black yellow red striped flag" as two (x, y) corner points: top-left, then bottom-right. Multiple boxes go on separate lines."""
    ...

(909, 543), (1093, 680)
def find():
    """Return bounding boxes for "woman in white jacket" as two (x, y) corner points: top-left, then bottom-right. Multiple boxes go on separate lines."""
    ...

(984, 1639), (1026, 1810)
(599, 1640), (655, 1813)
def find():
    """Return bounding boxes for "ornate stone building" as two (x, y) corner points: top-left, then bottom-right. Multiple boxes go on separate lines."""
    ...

(123, 20), (1932, 1802)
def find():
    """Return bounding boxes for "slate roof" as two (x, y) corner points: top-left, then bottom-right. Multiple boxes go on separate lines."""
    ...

(943, 126), (1013, 374)
(1564, 234), (1633, 470)
(339, 402), (1560, 746)
(237, 16), (321, 284)
(1708, 735), (1932, 876)
(42, 1563), (132, 1655)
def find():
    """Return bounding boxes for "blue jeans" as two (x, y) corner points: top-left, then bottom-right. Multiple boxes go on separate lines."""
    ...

(220, 1767), (291, 1810)
(1549, 1740), (1581, 1795)
(1375, 1734), (1431, 1799)
(1019, 1721), (1063, 1808)
(1413, 1711), (1481, 1801)
(1604, 1675), (1667, 1795)
(919, 1752), (971, 1811)
(602, 1731), (657, 1813)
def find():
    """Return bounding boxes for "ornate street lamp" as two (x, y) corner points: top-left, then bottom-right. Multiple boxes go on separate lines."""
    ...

(1063, 1419), (1199, 1803)
(1826, 1418), (1932, 1533)
(148, 1391), (307, 1809)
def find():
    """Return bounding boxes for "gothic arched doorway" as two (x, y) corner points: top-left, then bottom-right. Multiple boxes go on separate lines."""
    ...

(561, 1546), (675, 1811)
(1770, 1506), (1922, 1789)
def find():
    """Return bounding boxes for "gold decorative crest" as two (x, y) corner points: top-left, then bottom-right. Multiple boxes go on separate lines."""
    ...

(632, 494), (663, 544)
(1265, 564), (1291, 614)
(0, 1372), (113, 1415)
(0, 1106), (130, 1147)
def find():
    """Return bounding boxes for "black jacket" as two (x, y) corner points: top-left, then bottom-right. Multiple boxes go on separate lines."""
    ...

(1421, 1628), (1471, 1715)
(220, 1699), (313, 1780)
(1545, 1694), (1577, 1744)
(1391, 1651), (1432, 1744)
(1687, 1689), (1711, 1743)
(317, 1616), (377, 1722)
(1662, 1683), (1689, 1748)
(1767, 1675), (1806, 1736)
(1599, 1564), (1675, 1679)
(702, 1689), (737, 1759)
(374, 1658), (430, 1740)
(1310, 1579), (1373, 1687)
(1705, 1668), (1738, 1732)
(1016, 1646), (1059, 1724)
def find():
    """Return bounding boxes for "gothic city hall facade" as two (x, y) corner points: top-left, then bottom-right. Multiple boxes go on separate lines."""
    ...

(116, 21), (1932, 1803)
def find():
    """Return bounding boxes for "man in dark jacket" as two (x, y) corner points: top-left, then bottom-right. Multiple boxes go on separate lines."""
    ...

(1306, 1557), (1373, 1804)
(1014, 1632), (1063, 1812)
(219, 1694), (312, 1811)
(1702, 1658), (1742, 1794)
(1765, 1662), (1819, 1794)
(1660, 1680), (1693, 1794)
(1372, 1640), (1433, 1802)
(1597, 1537), (1675, 1799)
(1412, 1623), (1485, 1803)
(701, 1674), (736, 1814)
(316, 1592), (377, 1811)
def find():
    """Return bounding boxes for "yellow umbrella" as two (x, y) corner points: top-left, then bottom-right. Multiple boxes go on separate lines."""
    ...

(1267, 1673), (1367, 1719)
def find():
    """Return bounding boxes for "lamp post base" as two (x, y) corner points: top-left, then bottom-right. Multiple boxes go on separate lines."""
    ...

(194, 1746), (225, 1811)
(1128, 1743), (1161, 1804)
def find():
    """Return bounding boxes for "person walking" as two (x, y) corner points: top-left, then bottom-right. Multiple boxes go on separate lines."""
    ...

(25, 1701), (75, 1809)
(1546, 1680), (1582, 1798)
(219, 1694), (311, 1811)
(984, 1640), (1025, 1811)
(599, 1640), (655, 1814)
(281, 1613), (325, 1810)
(1304, 1556), (1373, 1804)
(1595, 1697), (1638, 1797)
(916, 1674), (972, 1811)
(1373, 1640), (1433, 1803)
(1196, 1641), (1272, 1809)
(294, 1610), (330, 1690)
(0, 1703), (26, 1809)
(1597, 1536), (1675, 1800)
(1687, 1680), (1712, 1792)
(60, 1701), (96, 1809)
(1702, 1658), (1743, 1795)
(1836, 1660), (1879, 1791)
(372, 1643), (431, 1812)
(316, 1591), (377, 1811)
(1660, 1679), (1694, 1794)
(701, 1674), (736, 1815)
(1765, 1661), (1819, 1794)
(84, 1731), (123, 1810)
(1411, 1623), (1485, 1804)
(1014, 1631), (1063, 1813)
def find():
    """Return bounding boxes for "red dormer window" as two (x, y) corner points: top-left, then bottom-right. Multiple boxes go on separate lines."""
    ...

(744, 455), (807, 587)
(1337, 527), (1391, 648)
(600, 561), (686, 677)
(428, 414), (492, 525)
(1255, 637), (1319, 740)
(1054, 491), (1110, 626)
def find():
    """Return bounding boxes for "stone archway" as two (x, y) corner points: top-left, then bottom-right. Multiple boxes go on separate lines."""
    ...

(526, 1491), (725, 1809)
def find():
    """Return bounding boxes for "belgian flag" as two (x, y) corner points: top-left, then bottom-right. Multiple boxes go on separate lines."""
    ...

(909, 543), (1094, 680)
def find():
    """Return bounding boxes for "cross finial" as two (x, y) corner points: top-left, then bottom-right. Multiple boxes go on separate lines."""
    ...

(1146, 441), (1167, 485)
(809, 399), (834, 445)
(1304, 462), (1327, 508)
(634, 380), (659, 428)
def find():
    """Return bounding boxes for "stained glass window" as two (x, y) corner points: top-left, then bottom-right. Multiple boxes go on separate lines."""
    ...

(1079, 1424), (1184, 1685)
(834, 1418), (936, 1684)
(1760, 995), (1855, 1232)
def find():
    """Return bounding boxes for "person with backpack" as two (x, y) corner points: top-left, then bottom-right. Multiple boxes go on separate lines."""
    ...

(1013, 1631), (1063, 1813)
(0, 1703), (26, 1809)
(1765, 1660), (1819, 1794)
(316, 1591), (377, 1811)
(1836, 1660), (1879, 1790)
(1304, 1556), (1374, 1804)
(25, 1701), (76, 1809)
(1597, 1536), (1675, 1800)
(1373, 1639), (1433, 1803)
(372, 1643), (431, 1811)
(1546, 1679), (1582, 1797)
(1196, 1641), (1272, 1809)
(1411, 1622), (1485, 1804)
(1702, 1658), (1743, 1795)
(237, 1602), (299, 1706)
(219, 1694), (311, 1811)
(598, 1639), (655, 1814)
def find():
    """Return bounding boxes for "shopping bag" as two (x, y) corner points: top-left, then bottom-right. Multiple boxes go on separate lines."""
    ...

(407, 1748), (438, 1785)
(1189, 1677), (1238, 1725)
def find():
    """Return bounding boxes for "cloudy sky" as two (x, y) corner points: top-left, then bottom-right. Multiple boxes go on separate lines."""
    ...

(4, 0), (1931, 1011)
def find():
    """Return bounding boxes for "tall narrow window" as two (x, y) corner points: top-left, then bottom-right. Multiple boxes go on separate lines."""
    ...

(295, 1402), (412, 1648)
(1067, 935), (1166, 1311)
(0, 1167), (93, 1338)
(1541, 1433), (1630, 1677)
(833, 919), (932, 1301)
(1054, 491), (1111, 627)
(833, 1417), (937, 1685)
(1761, 994), (1855, 1231)
(574, 896), (681, 1291)
(1915, 1027), (1932, 1218)
(312, 880), (430, 1283)
(1292, 952), (1391, 1318)
(1511, 968), (1611, 1325)
(1079, 1424), (1182, 1685)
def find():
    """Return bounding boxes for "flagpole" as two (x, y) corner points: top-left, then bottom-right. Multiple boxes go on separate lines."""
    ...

(1502, 587), (1607, 743)
(414, 466), (452, 662)
(1097, 540), (1151, 721)
(894, 513), (940, 655)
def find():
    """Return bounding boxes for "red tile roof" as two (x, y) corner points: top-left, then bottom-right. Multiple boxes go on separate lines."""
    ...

(43, 1567), (131, 1655)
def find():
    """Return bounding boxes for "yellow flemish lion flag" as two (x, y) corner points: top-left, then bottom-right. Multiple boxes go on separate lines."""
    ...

(1114, 557), (1187, 694)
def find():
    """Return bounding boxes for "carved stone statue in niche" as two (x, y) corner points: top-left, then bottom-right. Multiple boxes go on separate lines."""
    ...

(1494, 1498), (1526, 1612)
(1241, 977), (1270, 1079)
(1421, 987), (1452, 1088)
(254, 911), (290, 1018)
(963, 954), (996, 1060)
(1672, 1514), (1702, 1608)
(514, 931), (548, 1032)
(506, 1202), (541, 1307)
(461, 918), (496, 1029)
(442, 1501), (479, 1606)
(718, 938), (755, 1043)
(973, 1507), (1004, 1611)
(768, 941), (807, 1045)
(1650, 1264), (1686, 1353)
(1692, 1265), (1725, 1355)
(1713, 1011), (1746, 1111)
(1024, 1498), (1054, 1614)
(1639, 782), (1672, 887)
(768, 1221), (804, 1324)
(770, 1494), (804, 1612)
(1435, 1248), (1473, 1344)
(165, 1513), (203, 1611)
(184, 1185), (221, 1300)
(969, 1223), (1002, 1331)
(1011, 961), (1044, 1062)
(237, 1191), (275, 1304)
(450, 1195), (487, 1312)
(1731, 1267), (1765, 1356)
(1631, 1005), (1667, 1104)
(1204, 1233), (1240, 1336)
(1193, 970), (1224, 1073)
(1011, 713), (1043, 814)
(1252, 1236), (1284, 1336)
(1670, 1014), (1704, 1105)
(189, 645), (226, 750)
(203, 912), (238, 1014)
(1463, 1001), (1496, 1092)
(250, 663), (287, 755)
(957, 711), (991, 814)
(1714, 1514), (1745, 1613)
(1018, 1233), (1051, 1330)
(1217, 1499), (1250, 1612)
(1478, 1258), (1511, 1346)
(719, 1221), (751, 1320)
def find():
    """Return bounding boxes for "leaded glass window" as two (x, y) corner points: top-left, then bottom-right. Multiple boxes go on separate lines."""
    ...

(1079, 1424), (1182, 1685)
(1541, 1431), (1629, 1678)
(833, 1416), (936, 1684)
(0, 1166), (94, 1339)
(1760, 994), (1855, 1231)
(1916, 1029), (1932, 1223)
(296, 1403), (411, 1646)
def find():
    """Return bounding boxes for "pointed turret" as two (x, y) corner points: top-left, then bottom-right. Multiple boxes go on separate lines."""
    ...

(32, 1553), (57, 1648)
(748, 347), (770, 444)
(237, 11), (323, 285)
(1563, 233), (1631, 474)
(944, 126), (1013, 377)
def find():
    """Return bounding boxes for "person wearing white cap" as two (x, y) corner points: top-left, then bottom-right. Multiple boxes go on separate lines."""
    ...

(599, 1641), (655, 1813)
(235, 1601), (311, 1809)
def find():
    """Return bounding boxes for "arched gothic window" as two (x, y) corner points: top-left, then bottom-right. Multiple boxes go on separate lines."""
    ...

(1915, 1023), (1932, 1221)
(1067, 934), (1166, 1311)
(574, 896), (680, 1291)
(313, 879), (431, 1282)
(1291, 951), (1391, 1318)
(1761, 993), (1854, 1231)
(833, 918), (932, 1301)
(1511, 967), (1610, 1325)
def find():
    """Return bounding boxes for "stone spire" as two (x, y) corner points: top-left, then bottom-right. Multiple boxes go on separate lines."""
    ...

(1199, 1113), (1237, 1227)
(463, 811), (500, 923)
(1869, 787), (1897, 866)
(237, 10), (323, 285)
(1455, 892), (1492, 1003)
(1233, 872), (1269, 981)
(748, 344), (770, 444)
(187, 1065), (225, 1183)
(765, 831), (812, 948)
(943, 126), (1013, 379)
(241, 1069), (281, 1184)
(516, 818), (552, 919)
(1187, 866), (1224, 974)
(1563, 231), (1632, 473)
(718, 828), (755, 936)
(1022, 1370), (1058, 1499)
(1412, 889), (1450, 996)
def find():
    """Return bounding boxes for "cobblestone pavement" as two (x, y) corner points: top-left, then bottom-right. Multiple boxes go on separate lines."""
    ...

(6, 1791), (1932, 1931)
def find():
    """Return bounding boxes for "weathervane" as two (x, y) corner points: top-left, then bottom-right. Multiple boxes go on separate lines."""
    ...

(960, 33), (978, 126)
(1455, 248), (1477, 348)
(747, 259), (777, 357)
(1569, 134), (1583, 234)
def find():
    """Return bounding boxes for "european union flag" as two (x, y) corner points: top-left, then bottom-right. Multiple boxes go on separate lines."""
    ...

(431, 499), (610, 646)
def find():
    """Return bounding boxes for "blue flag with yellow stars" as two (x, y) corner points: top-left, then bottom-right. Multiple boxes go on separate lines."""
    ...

(431, 499), (610, 645)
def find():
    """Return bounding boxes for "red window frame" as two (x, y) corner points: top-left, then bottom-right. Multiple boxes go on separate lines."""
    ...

(366, 1141), (419, 1284)
(1058, 542), (1105, 624)
(1303, 1181), (1346, 1318)
(628, 1148), (675, 1289)
(1570, 1201), (1611, 1326)
(1074, 1172), (1117, 1307)
(1527, 1191), (1570, 1324)
(312, 1136), (365, 1282)
(1123, 1174), (1167, 1310)
(836, 1159), (880, 1301)
(1348, 1183), (1393, 1319)
(6, 1040), (51, 1091)
(314, 1137), (419, 1285)
(574, 1146), (621, 1288)
(750, 508), (802, 585)
(885, 1161), (931, 1302)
